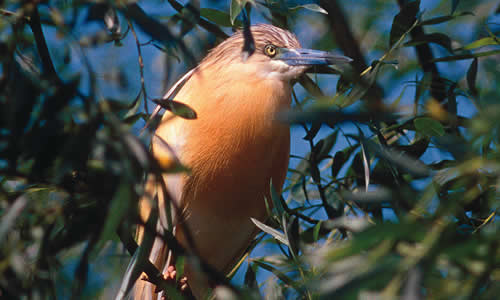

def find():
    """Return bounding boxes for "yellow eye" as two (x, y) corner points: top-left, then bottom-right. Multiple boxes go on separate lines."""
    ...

(264, 44), (277, 57)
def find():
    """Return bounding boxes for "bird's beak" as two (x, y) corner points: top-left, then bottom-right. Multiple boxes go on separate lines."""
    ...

(277, 48), (352, 66)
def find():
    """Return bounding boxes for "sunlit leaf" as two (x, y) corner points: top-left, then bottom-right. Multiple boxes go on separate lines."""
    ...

(289, 4), (328, 14)
(462, 36), (500, 50)
(251, 218), (289, 246)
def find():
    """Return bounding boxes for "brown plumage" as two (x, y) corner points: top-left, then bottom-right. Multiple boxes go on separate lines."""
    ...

(132, 24), (351, 299)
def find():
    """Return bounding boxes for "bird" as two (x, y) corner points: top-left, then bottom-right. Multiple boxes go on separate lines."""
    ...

(132, 23), (351, 299)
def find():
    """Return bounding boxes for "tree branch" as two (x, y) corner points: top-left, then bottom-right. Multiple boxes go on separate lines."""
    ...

(28, 6), (60, 83)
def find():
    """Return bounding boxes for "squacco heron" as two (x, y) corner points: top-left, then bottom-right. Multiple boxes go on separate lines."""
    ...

(133, 24), (351, 299)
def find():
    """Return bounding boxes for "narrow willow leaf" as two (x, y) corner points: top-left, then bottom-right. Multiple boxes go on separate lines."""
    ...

(467, 58), (478, 97)
(313, 220), (322, 242)
(251, 218), (289, 246)
(251, 259), (296, 287)
(363, 139), (430, 177)
(93, 182), (132, 257)
(463, 37), (500, 50)
(361, 143), (370, 191)
(289, 4), (328, 14)
(331, 151), (346, 178)
(283, 216), (299, 256)
(116, 205), (158, 299)
(115, 247), (140, 300)
(419, 12), (473, 26)
(404, 33), (453, 53)
(152, 99), (197, 119)
(270, 180), (285, 216)
(315, 130), (339, 160)
(433, 49), (500, 62)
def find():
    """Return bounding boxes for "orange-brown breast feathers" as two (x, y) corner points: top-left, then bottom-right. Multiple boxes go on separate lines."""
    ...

(136, 60), (292, 299)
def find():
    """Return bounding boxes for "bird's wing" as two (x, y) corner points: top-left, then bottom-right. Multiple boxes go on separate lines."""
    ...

(134, 115), (188, 300)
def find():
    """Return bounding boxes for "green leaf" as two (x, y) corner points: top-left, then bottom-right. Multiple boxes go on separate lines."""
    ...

(419, 12), (473, 26)
(270, 180), (285, 216)
(230, 0), (249, 25)
(200, 8), (242, 27)
(363, 138), (430, 177)
(404, 33), (453, 53)
(451, 0), (460, 14)
(466, 58), (478, 97)
(389, 0), (420, 47)
(283, 216), (299, 256)
(313, 220), (322, 242)
(152, 99), (197, 119)
(463, 36), (500, 50)
(314, 130), (339, 161)
(251, 259), (296, 287)
(331, 151), (346, 178)
(432, 49), (500, 62)
(414, 117), (445, 137)
(93, 181), (132, 257)
(289, 4), (328, 14)
(251, 218), (289, 246)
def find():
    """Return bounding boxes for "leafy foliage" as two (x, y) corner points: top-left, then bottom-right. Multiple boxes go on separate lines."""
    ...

(1, 0), (499, 299)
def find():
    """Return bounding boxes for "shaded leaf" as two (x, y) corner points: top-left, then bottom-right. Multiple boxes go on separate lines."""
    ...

(200, 8), (242, 27)
(284, 216), (300, 256)
(390, 0), (420, 47)
(419, 12), (473, 26)
(251, 259), (296, 287)
(270, 180), (285, 216)
(152, 99), (197, 119)
(92, 181), (133, 258)
(414, 117), (445, 137)
(331, 151), (346, 179)
(363, 139), (430, 178)
(466, 58), (478, 97)
(404, 33), (453, 53)
(451, 0), (460, 14)
(432, 49), (500, 62)
(314, 130), (339, 161)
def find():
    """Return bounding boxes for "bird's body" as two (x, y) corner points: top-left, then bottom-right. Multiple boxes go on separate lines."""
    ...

(132, 24), (351, 299)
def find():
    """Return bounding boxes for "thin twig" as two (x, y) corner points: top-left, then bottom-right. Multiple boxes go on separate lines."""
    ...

(127, 20), (149, 114)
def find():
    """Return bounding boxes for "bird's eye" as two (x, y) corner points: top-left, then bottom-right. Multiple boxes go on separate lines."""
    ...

(264, 44), (277, 57)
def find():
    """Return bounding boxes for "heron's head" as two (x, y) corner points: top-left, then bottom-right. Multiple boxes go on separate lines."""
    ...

(200, 24), (352, 82)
